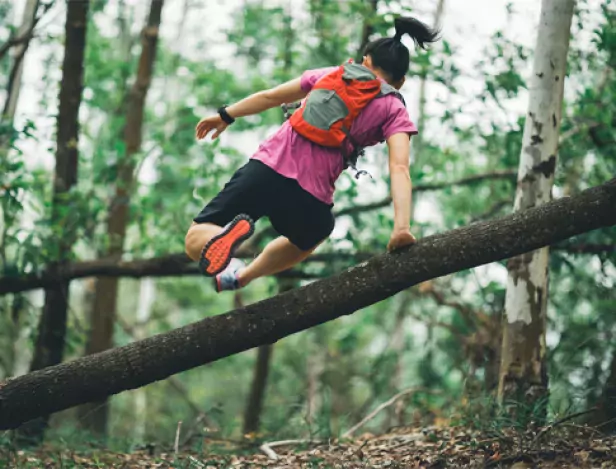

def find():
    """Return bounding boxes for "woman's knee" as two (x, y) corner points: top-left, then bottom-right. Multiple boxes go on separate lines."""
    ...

(185, 222), (224, 260)
(185, 224), (201, 260)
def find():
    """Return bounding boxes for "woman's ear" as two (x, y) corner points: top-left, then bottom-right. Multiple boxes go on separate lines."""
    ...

(362, 55), (372, 67)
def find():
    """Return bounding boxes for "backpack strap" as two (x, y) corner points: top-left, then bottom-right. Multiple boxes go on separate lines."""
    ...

(378, 82), (407, 107)
(341, 62), (378, 81)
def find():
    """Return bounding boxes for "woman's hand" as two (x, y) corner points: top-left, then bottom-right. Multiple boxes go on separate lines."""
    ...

(387, 227), (417, 252)
(196, 114), (228, 140)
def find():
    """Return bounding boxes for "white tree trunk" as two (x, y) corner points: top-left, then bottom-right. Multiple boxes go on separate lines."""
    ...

(133, 278), (156, 444)
(498, 0), (575, 405)
(2, 0), (39, 121)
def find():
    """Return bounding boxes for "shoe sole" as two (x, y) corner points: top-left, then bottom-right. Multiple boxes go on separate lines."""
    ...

(199, 214), (254, 277)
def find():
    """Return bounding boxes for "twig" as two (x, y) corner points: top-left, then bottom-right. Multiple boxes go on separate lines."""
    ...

(0, 1), (54, 61)
(259, 439), (312, 461)
(187, 456), (205, 468)
(174, 420), (183, 456)
(343, 387), (432, 438)
(530, 407), (598, 448)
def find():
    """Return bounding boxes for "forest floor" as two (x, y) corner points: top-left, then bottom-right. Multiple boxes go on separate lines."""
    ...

(2, 424), (615, 468)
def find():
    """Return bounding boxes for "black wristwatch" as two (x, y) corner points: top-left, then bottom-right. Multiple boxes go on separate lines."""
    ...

(217, 105), (235, 125)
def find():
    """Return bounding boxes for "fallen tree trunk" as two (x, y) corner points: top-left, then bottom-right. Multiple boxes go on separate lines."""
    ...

(0, 178), (614, 430)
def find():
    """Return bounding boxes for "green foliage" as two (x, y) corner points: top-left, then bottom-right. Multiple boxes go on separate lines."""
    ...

(0, 0), (614, 448)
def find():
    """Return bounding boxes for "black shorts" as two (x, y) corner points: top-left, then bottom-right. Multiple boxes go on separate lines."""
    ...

(193, 160), (335, 251)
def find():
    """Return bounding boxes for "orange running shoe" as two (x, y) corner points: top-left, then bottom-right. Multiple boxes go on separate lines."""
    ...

(199, 214), (254, 277)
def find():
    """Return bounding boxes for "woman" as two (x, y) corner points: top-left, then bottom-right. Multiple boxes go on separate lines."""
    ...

(186, 17), (440, 292)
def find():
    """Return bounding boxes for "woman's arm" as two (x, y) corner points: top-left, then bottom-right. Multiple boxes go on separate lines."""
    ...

(386, 132), (417, 251)
(227, 77), (306, 118)
(196, 77), (307, 140)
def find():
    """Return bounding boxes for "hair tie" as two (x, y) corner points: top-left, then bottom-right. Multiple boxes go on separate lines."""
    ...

(393, 31), (403, 42)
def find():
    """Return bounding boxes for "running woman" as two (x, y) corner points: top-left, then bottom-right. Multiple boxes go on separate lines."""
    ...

(186, 16), (440, 292)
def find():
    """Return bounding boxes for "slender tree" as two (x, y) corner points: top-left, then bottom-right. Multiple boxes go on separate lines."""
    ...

(1, 0), (39, 122)
(21, 0), (90, 444)
(80, 0), (165, 437)
(498, 0), (575, 416)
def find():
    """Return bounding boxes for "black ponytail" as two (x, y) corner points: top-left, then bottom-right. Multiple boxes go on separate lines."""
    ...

(393, 16), (440, 50)
(364, 16), (441, 81)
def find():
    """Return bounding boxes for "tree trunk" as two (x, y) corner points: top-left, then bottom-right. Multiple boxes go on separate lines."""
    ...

(19, 0), (90, 444)
(80, 0), (164, 438)
(306, 335), (323, 426)
(355, 0), (378, 63)
(498, 0), (575, 418)
(242, 345), (274, 435)
(1, 0), (39, 122)
(593, 349), (616, 433)
(387, 292), (410, 428)
(242, 280), (295, 435)
(132, 278), (156, 444)
(0, 179), (614, 430)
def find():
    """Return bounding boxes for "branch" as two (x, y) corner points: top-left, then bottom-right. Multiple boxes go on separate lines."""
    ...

(247, 170), (517, 245)
(0, 1), (54, 61)
(260, 439), (313, 461)
(406, 310), (466, 341)
(342, 387), (433, 438)
(470, 200), (511, 223)
(0, 33), (33, 62)
(423, 288), (477, 329)
(336, 170), (517, 217)
(0, 240), (611, 298)
(0, 241), (611, 297)
(0, 179), (613, 429)
(0, 251), (368, 295)
(530, 407), (599, 448)
(552, 243), (615, 256)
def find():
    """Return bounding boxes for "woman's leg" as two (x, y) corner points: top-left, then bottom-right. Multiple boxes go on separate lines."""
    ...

(237, 236), (322, 287)
(186, 161), (265, 274)
(185, 222), (222, 261)
(185, 214), (255, 276)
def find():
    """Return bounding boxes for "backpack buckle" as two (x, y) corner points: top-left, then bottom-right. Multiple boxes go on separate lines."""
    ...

(281, 102), (301, 120)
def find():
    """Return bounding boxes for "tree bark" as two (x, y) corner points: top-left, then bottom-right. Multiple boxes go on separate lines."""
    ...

(0, 179), (614, 430)
(19, 0), (90, 444)
(498, 0), (575, 415)
(80, 0), (164, 438)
